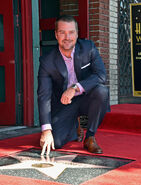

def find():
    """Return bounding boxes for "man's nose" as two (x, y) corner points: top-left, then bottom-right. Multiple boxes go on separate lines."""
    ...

(64, 33), (70, 39)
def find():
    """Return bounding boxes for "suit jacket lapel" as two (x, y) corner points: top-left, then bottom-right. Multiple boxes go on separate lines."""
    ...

(74, 43), (82, 81)
(54, 43), (82, 90)
(54, 47), (68, 90)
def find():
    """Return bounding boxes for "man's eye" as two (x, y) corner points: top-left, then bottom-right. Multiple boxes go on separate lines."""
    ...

(70, 31), (75, 34)
(58, 31), (65, 35)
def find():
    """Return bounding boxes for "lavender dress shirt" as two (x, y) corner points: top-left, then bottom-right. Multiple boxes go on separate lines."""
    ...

(41, 47), (85, 131)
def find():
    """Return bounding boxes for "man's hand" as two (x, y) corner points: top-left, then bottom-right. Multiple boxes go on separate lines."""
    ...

(40, 129), (55, 156)
(61, 87), (76, 104)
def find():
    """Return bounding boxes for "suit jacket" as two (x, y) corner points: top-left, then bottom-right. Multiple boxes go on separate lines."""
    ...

(37, 39), (106, 126)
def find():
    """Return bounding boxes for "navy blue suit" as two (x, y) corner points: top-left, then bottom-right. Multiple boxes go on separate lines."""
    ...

(38, 39), (109, 148)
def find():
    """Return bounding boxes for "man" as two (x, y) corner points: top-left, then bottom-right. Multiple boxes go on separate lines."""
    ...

(38, 15), (109, 156)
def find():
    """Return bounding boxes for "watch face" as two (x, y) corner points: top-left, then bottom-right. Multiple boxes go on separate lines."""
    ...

(71, 84), (78, 92)
(72, 84), (77, 89)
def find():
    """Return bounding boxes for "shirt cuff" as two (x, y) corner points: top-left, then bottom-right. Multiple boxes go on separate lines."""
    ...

(41, 124), (52, 131)
(76, 83), (85, 94)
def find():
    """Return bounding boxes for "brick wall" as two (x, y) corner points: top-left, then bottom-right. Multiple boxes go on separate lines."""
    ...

(60, 0), (78, 16)
(89, 0), (109, 87)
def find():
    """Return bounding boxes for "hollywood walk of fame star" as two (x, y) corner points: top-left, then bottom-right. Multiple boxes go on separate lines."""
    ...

(0, 153), (110, 180)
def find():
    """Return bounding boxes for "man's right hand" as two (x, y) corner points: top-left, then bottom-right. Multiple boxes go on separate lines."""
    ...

(40, 129), (55, 156)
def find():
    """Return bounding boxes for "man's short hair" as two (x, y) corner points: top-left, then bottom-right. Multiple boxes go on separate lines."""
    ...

(55, 15), (78, 32)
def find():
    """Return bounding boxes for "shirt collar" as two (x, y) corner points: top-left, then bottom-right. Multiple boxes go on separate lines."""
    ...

(59, 47), (75, 61)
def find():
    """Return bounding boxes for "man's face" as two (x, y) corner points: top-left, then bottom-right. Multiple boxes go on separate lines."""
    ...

(55, 21), (78, 54)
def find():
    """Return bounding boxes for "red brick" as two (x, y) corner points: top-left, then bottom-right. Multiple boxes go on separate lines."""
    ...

(90, 31), (108, 37)
(89, 19), (109, 27)
(100, 48), (109, 53)
(90, 14), (109, 21)
(97, 42), (109, 48)
(101, 54), (109, 59)
(90, 25), (109, 32)
(89, 8), (109, 15)
(90, 2), (109, 9)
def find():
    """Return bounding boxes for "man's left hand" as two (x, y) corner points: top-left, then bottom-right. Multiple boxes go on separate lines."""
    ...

(61, 87), (75, 105)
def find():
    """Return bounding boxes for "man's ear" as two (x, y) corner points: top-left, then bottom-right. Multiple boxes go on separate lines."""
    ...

(55, 31), (58, 40)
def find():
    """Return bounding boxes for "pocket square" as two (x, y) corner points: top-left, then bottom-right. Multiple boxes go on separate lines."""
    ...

(81, 63), (90, 69)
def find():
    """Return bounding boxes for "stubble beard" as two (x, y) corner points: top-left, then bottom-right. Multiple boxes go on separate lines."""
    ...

(61, 39), (75, 52)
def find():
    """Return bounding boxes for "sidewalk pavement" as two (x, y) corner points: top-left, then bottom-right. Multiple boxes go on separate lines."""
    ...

(0, 126), (41, 140)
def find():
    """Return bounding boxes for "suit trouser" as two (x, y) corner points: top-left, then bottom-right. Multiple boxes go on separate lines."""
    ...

(51, 84), (109, 148)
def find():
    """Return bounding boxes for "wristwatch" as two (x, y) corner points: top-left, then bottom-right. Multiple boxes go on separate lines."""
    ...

(71, 84), (79, 92)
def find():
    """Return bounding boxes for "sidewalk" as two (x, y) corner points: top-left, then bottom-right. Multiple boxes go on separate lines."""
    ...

(0, 125), (141, 185)
(0, 126), (41, 140)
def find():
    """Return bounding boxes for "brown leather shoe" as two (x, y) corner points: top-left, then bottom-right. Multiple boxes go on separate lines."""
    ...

(84, 136), (103, 154)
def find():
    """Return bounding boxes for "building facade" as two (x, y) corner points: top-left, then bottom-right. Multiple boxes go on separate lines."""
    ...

(0, 0), (141, 127)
